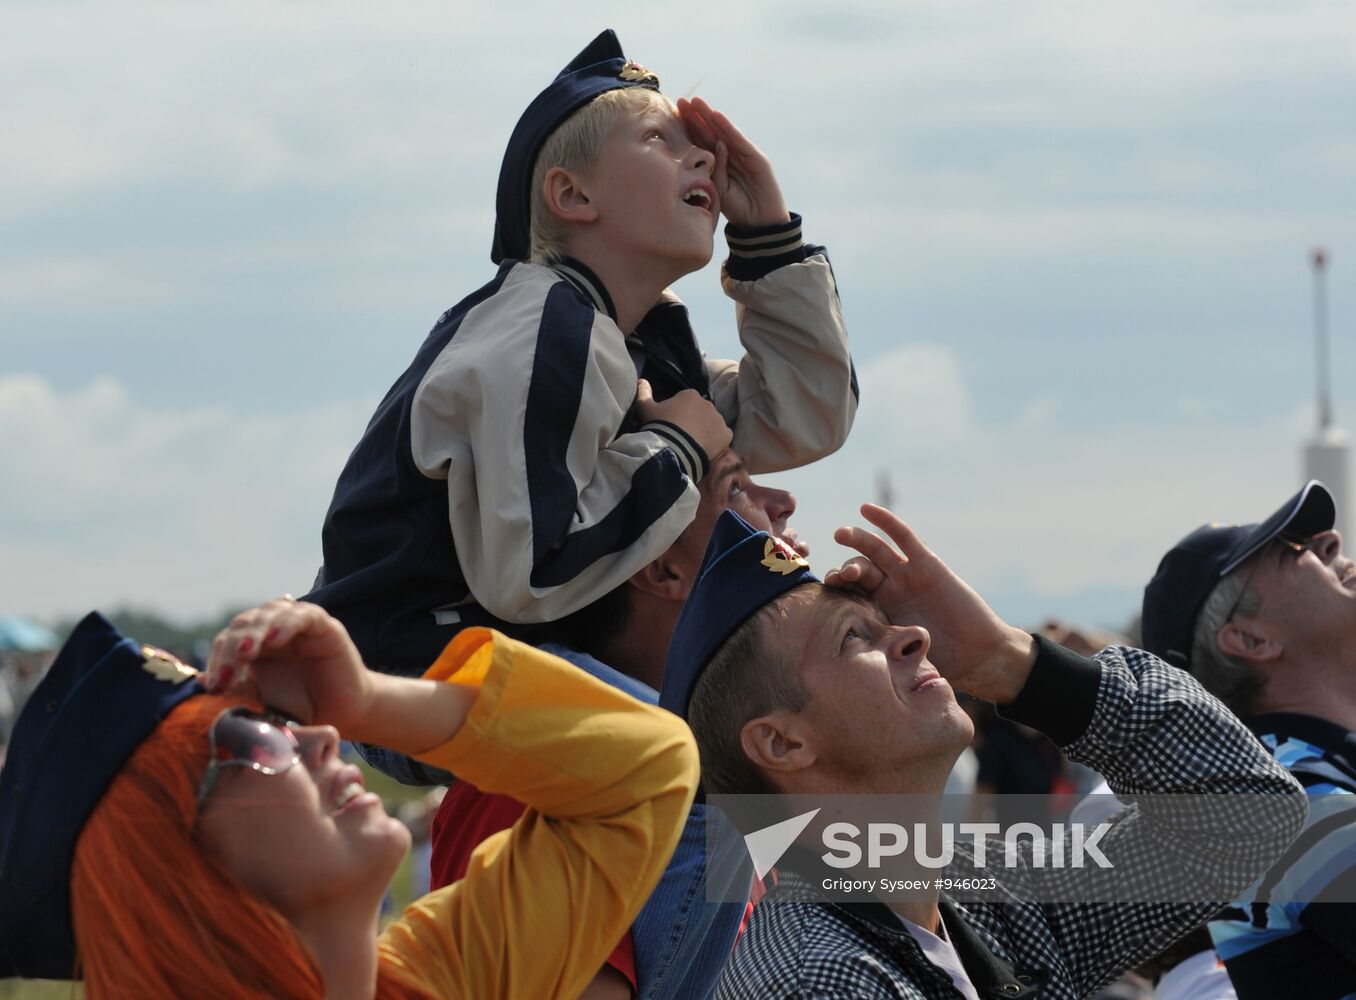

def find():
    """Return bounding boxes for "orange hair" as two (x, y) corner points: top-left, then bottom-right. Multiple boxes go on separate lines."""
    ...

(71, 695), (434, 1000)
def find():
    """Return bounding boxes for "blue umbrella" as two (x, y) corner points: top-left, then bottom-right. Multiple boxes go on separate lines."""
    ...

(0, 616), (58, 652)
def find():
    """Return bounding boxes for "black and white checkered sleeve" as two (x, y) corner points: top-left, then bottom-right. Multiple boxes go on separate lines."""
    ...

(994, 643), (1308, 994)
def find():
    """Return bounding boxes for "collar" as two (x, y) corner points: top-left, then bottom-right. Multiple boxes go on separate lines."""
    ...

(1250, 711), (1356, 756)
(1249, 711), (1356, 780)
(551, 257), (617, 322)
(839, 897), (1046, 998)
(768, 852), (1047, 999)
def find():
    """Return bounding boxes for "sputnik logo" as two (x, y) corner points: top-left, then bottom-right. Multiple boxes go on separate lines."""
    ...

(742, 808), (821, 880)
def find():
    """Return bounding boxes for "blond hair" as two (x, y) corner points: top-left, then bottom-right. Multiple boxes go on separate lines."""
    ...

(528, 87), (672, 264)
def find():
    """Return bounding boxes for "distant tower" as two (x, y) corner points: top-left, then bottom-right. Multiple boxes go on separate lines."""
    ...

(1303, 247), (1349, 537)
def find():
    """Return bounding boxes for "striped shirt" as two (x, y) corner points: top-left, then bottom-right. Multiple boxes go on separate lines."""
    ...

(1209, 713), (1356, 1000)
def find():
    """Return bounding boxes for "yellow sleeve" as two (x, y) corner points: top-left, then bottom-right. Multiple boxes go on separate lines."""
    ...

(377, 628), (699, 1000)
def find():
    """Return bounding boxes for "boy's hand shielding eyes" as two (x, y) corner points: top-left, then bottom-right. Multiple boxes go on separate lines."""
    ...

(677, 96), (790, 229)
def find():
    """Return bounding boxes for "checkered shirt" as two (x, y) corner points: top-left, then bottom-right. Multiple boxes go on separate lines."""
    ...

(716, 644), (1307, 999)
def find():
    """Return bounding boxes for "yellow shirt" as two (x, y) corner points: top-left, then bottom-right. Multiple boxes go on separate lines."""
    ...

(377, 628), (699, 1000)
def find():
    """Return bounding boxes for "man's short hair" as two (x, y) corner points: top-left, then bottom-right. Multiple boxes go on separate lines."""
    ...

(687, 584), (817, 796)
(1189, 564), (1266, 717)
(528, 87), (672, 264)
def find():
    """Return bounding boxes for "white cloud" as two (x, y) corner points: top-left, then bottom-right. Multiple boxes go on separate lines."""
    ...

(759, 343), (1323, 626)
(0, 374), (374, 620)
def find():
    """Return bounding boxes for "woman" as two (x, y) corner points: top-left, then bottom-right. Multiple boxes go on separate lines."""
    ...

(0, 598), (698, 998)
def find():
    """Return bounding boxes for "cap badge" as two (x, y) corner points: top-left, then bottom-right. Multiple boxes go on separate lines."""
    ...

(761, 537), (809, 575)
(141, 645), (197, 685)
(618, 60), (658, 84)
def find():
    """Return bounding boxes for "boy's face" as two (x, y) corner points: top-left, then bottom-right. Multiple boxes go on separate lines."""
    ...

(584, 98), (719, 273)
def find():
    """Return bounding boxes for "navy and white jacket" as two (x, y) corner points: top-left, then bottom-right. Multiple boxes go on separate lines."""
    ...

(307, 216), (856, 675)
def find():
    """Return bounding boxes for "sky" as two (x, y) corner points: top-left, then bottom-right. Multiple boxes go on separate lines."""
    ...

(3, 1), (1355, 632)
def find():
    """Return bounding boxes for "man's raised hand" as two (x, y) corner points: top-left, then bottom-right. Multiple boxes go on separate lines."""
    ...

(828, 504), (1035, 703)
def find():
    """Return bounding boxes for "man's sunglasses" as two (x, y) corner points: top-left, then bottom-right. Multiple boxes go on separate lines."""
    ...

(197, 706), (302, 807)
(1225, 533), (1320, 624)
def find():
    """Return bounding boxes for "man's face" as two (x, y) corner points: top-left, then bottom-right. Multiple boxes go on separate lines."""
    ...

(766, 587), (974, 790)
(671, 450), (800, 581)
(584, 97), (718, 274)
(1237, 529), (1356, 656)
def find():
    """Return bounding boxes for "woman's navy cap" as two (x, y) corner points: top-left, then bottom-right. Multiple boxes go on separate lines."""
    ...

(0, 612), (203, 979)
(491, 29), (661, 264)
(1141, 480), (1336, 668)
(661, 510), (818, 716)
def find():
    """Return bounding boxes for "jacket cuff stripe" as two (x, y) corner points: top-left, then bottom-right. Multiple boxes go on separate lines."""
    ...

(642, 420), (710, 481)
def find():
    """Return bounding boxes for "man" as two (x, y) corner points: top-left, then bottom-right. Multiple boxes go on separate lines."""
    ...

(429, 447), (796, 1000)
(1142, 479), (1356, 999)
(660, 504), (1306, 999)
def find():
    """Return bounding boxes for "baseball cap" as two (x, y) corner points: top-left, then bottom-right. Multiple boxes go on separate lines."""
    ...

(1141, 480), (1336, 667)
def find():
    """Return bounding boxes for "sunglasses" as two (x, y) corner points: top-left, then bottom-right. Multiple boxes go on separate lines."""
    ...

(197, 706), (302, 808)
(1224, 533), (1318, 624)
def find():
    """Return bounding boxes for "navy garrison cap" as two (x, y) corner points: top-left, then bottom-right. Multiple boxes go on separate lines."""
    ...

(0, 612), (203, 979)
(1142, 480), (1335, 668)
(661, 511), (818, 716)
(491, 28), (662, 263)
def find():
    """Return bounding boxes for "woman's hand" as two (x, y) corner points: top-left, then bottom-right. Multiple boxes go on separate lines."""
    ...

(204, 597), (374, 733)
(206, 597), (478, 755)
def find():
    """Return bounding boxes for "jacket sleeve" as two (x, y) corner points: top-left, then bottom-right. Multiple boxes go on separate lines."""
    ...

(377, 629), (699, 1000)
(410, 266), (702, 624)
(980, 639), (1308, 995)
(706, 214), (857, 475)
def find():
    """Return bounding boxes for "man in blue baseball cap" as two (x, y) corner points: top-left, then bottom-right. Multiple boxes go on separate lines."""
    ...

(662, 504), (1306, 999)
(1142, 480), (1356, 1000)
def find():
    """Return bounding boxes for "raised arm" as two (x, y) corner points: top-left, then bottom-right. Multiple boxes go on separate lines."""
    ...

(411, 270), (709, 624)
(828, 504), (1308, 993)
(678, 97), (857, 474)
(377, 630), (700, 1000)
(204, 597), (477, 752)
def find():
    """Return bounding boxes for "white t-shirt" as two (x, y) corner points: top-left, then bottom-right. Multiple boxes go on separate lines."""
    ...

(896, 911), (981, 1000)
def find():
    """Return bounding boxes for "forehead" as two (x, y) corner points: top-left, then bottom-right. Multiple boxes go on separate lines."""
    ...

(619, 89), (678, 122)
(775, 586), (882, 652)
(700, 450), (748, 494)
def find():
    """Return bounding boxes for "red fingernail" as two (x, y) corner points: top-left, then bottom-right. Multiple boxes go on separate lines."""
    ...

(264, 627), (280, 643)
(238, 637), (254, 655)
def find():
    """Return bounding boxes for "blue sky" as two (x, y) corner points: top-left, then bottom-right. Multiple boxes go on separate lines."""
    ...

(3, 1), (1355, 631)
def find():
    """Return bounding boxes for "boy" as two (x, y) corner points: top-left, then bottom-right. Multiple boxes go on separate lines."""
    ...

(305, 29), (856, 710)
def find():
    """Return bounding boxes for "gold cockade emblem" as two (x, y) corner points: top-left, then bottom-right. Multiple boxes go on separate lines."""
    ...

(760, 537), (810, 576)
(619, 60), (659, 85)
(141, 645), (198, 685)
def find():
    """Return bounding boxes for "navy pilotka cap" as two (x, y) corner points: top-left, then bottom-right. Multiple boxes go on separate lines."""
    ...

(0, 612), (203, 979)
(661, 510), (818, 716)
(491, 29), (662, 263)
(1141, 480), (1336, 668)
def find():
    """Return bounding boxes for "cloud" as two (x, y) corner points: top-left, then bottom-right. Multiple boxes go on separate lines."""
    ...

(759, 343), (1321, 628)
(0, 374), (374, 620)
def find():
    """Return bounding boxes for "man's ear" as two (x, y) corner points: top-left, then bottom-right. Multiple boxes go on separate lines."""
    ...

(1216, 620), (1283, 664)
(628, 552), (688, 603)
(740, 713), (815, 777)
(542, 166), (598, 224)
